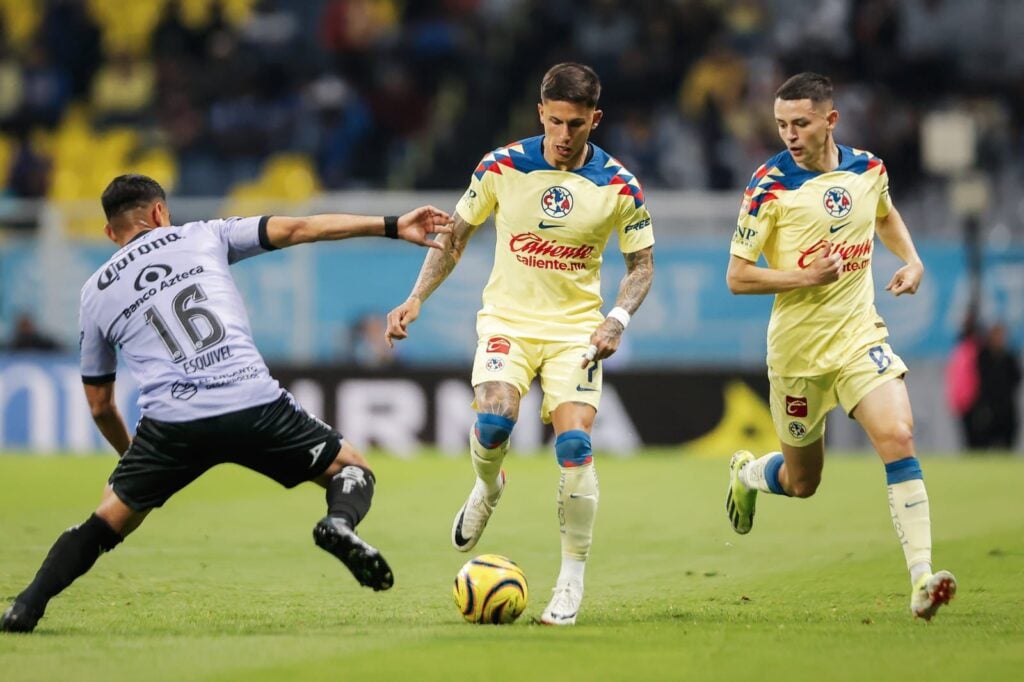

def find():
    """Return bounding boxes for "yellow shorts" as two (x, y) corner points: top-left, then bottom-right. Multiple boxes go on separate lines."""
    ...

(470, 334), (602, 423)
(769, 341), (908, 446)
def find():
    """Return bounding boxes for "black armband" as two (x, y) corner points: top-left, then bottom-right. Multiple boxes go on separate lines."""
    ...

(384, 216), (399, 239)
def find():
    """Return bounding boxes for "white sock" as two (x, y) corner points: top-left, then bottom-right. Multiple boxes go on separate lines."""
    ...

(887, 478), (932, 583)
(556, 556), (586, 586)
(557, 462), (599, 563)
(469, 426), (508, 497)
(739, 451), (783, 493)
(910, 562), (932, 586)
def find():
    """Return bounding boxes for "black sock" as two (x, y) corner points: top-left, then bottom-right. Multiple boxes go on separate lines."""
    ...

(17, 514), (123, 613)
(326, 466), (375, 528)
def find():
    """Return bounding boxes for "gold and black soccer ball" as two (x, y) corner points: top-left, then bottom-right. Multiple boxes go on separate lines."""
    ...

(452, 554), (528, 624)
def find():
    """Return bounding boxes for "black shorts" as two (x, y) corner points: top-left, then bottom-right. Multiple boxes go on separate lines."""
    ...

(110, 392), (341, 511)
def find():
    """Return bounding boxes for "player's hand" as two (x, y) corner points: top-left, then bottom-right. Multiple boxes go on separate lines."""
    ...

(398, 206), (453, 249)
(805, 241), (842, 286)
(385, 296), (422, 348)
(885, 260), (924, 296)
(581, 318), (624, 368)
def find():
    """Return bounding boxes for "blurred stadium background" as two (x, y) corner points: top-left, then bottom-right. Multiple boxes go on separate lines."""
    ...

(0, 0), (1022, 455)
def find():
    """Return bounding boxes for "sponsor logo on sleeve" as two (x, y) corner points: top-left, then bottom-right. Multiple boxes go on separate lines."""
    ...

(733, 225), (757, 243)
(624, 217), (651, 233)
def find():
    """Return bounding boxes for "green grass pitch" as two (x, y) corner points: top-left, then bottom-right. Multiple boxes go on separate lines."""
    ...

(1, 451), (1022, 681)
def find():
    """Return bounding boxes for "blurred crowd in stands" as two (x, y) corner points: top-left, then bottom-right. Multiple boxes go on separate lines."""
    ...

(0, 0), (1022, 212)
(1, 312), (63, 352)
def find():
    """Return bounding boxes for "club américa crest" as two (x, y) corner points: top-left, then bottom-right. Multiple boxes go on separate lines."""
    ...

(541, 186), (573, 218)
(823, 187), (852, 218)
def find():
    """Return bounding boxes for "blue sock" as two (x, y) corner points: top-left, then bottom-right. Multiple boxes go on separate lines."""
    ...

(884, 457), (923, 484)
(765, 453), (786, 495)
(554, 430), (593, 467)
(474, 413), (515, 449)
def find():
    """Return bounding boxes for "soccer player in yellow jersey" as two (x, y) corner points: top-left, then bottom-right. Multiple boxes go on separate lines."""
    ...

(725, 72), (956, 620)
(385, 63), (655, 625)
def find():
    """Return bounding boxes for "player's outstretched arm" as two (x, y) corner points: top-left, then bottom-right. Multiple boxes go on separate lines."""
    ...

(876, 207), (924, 296)
(385, 211), (481, 348)
(582, 246), (654, 367)
(83, 382), (131, 455)
(264, 206), (453, 249)
(726, 249), (841, 295)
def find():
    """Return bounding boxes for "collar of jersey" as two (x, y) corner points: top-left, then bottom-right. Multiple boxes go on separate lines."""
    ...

(512, 135), (618, 186)
(126, 228), (154, 245)
(775, 144), (877, 177)
(764, 144), (880, 192)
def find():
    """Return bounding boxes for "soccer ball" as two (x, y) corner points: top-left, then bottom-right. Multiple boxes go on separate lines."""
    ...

(452, 554), (529, 624)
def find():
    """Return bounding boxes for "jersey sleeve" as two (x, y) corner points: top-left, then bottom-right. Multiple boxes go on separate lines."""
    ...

(203, 216), (274, 264)
(616, 194), (654, 254)
(79, 301), (117, 384)
(875, 161), (893, 218)
(454, 159), (499, 226)
(730, 166), (779, 261)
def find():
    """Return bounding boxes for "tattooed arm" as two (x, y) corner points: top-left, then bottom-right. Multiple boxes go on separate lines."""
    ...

(582, 246), (654, 367)
(386, 211), (482, 347)
(408, 212), (480, 302)
(613, 246), (655, 315)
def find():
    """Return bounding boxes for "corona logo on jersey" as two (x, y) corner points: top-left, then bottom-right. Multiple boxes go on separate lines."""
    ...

(823, 187), (853, 218)
(97, 232), (183, 290)
(797, 238), (873, 272)
(541, 186), (573, 218)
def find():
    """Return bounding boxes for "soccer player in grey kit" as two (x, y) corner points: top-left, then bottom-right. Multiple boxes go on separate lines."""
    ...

(1, 174), (452, 633)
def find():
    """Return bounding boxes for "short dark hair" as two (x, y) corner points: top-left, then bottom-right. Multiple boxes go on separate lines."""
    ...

(540, 63), (601, 107)
(775, 72), (833, 104)
(101, 174), (166, 220)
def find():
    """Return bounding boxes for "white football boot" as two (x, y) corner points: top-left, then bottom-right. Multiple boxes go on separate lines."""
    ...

(451, 470), (506, 552)
(540, 578), (584, 626)
(911, 570), (957, 621)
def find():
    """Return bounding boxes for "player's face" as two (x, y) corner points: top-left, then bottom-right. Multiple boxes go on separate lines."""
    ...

(538, 99), (603, 168)
(774, 98), (837, 167)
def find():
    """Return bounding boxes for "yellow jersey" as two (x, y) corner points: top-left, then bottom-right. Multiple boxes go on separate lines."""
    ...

(730, 145), (894, 376)
(456, 135), (655, 341)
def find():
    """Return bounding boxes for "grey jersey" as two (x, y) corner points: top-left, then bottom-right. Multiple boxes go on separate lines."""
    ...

(79, 217), (282, 421)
